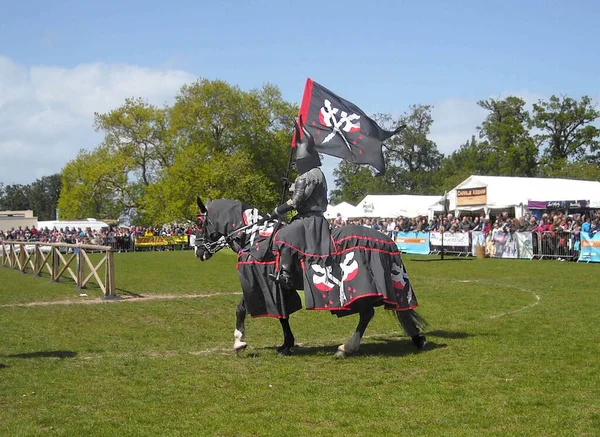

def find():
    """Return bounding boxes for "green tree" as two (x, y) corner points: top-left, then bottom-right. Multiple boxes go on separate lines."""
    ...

(0, 183), (29, 211)
(437, 135), (485, 191)
(477, 97), (538, 176)
(531, 95), (600, 167)
(170, 80), (296, 192)
(377, 105), (444, 193)
(26, 174), (62, 220)
(538, 159), (600, 181)
(58, 146), (132, 220)
(94, 97), (173, 186)
(140, 79), (296, 224)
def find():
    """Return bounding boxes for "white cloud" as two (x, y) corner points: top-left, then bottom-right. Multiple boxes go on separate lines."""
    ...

(0, 56), (195, 185)
(429, 90), (549, 156)
(429, 98), (487, 155)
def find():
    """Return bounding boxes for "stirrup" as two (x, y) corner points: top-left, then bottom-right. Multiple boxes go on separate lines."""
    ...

(269, 270), (293, 288)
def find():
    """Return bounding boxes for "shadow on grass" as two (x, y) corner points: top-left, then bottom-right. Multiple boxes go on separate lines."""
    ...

(427, 330), (475, 339)
(410, 258), (473, 262)
(0, 363), (7, 369)
(258, 339), (447, 357)
(116, 288), (144, 298)
(5, 350), (77, 359)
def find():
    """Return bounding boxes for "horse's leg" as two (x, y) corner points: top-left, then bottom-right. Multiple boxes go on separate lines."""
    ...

(396, 309), (427, 349)
(234, 297), (248, 354)
(335, 306), (375, 358)
(277, 318), (295, 356)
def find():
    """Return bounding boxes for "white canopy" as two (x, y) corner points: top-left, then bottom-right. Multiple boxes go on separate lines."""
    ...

(430, 175), (600, 217)
(37, 218), (110, 231)
(324, 201), (357, 219)
(349, 194), (442, 218)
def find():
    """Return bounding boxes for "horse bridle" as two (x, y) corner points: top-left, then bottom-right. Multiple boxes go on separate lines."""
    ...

(196, 213), (270, 255)
(196, 214), (228, 255)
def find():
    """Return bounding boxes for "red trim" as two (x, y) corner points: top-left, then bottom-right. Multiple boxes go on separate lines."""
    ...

(251, 313), (288, 319)
(292, 77), (314, 148)
(335, 235), (398, 247)
(236, 260), (276, 267)
(336, 247), (400, 256)
(273, 239), (332, 258)
(307, 291), (418, 311)
(308, 306), (351, 312)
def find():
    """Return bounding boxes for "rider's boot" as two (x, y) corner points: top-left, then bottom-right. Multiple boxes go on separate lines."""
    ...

(269, 264), (294, 288)
(269, 247), (295, 288)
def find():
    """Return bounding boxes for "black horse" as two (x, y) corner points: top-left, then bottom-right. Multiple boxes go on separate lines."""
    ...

(194, 197), (427, 357)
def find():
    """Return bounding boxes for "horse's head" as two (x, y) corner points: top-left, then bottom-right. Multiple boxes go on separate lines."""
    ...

(194, 196), (227, 261)
(193, 196), (279, 262)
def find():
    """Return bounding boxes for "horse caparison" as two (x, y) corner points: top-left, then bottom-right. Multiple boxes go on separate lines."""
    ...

(194, 197), (427, 357)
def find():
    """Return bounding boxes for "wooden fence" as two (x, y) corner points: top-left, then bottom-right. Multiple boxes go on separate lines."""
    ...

(0, 241), (115, 297)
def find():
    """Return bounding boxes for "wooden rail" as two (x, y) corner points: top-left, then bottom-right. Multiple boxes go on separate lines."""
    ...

(0, 240), (115, 297)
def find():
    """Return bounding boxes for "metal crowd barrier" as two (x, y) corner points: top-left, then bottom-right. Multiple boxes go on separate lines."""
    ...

(533, 231), (577, 260)
(399, 230), (582, 261)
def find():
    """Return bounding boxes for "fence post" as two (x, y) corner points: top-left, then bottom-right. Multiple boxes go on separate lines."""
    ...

(18, 243), (26, 273)
(52, 246), (60, 282)
(105, 249), (116, 297)
(76, 247), (85, 289)
(34, 245), (42, 276)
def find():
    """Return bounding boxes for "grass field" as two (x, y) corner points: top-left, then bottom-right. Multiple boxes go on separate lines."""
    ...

(1, 249), (599, 436)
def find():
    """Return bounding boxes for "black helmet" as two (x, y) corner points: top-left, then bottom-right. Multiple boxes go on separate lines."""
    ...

(294, 116), (321, 174)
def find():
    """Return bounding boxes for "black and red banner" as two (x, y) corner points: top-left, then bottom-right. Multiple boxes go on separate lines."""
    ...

(294, 78), (404, 175)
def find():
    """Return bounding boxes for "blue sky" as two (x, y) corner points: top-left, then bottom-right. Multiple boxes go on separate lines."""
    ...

(1, 0), (599, 185)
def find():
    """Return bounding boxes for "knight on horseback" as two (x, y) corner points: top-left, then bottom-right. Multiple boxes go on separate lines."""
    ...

(269, 118), (334, 288)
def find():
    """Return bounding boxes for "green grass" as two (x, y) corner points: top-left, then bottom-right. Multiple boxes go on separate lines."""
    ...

(1, 250), (599, 436)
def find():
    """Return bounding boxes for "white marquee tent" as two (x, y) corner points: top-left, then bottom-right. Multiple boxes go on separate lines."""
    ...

(349, 194), (442, 218)
(324, 201), (358, 220)
(428, 175), (600, 218)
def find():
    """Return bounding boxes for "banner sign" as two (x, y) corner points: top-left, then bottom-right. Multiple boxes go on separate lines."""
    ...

(134, 235), (189, 247)
(527, 200), (547, 209)
(471, 231), (533, 259)
(395, 231), (430, 255)
(545, 200), (589, 210)
(429, 232), (469, 247)
(456, 187), (487, 206)
(579, 232), (600, 263)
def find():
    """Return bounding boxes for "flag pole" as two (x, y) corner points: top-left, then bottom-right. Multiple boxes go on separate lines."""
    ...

(441, 191), (448, 260)
(280, 144), (294, 204)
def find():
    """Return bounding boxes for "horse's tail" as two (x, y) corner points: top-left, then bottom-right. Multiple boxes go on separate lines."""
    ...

(394, 309), (428, 337)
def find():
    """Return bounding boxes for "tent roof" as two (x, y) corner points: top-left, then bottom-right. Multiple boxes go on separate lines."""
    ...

(324, 201), (357, 219)
(443, 175), (600, 212)
(351, 194), (442, 218)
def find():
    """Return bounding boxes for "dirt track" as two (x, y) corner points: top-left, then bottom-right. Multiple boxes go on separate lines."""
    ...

(0, 291), (242, 308)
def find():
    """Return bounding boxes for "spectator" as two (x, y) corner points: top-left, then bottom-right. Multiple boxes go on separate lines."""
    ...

(386, 219), (397, 238)
(459, 216), (472, 233)
(333, 213), (346, 228)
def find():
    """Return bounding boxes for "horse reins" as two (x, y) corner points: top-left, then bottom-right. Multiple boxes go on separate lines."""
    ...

(197, 213), (273, 255)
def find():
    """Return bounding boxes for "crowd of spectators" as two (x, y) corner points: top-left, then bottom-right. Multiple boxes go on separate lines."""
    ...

(329, 209), (600, 239)
(0, 223), (197, 251)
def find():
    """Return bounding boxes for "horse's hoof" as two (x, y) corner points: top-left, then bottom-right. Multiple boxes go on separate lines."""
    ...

(412, 335), (427, 349)
(234, 340), (247, 355)
(335, 345), (346, 358)
(277, 347), (292, 356)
